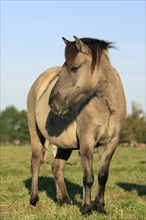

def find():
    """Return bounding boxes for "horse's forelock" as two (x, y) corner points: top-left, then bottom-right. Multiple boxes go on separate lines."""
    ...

(65, 43), (78, 66)
(64, 38), (114, 71)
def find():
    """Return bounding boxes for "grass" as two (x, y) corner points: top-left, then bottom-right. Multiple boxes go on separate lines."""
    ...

(0, 145), (146, 220)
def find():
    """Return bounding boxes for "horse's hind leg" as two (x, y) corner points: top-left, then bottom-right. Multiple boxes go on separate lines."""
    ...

(41, 140), (49, 164)
(41, 142), (57, 164)
(52, 148), (72, 204)
(51, 144), (57, 158)
(94, 136), (119, 214)
(30, 126), (45, 206)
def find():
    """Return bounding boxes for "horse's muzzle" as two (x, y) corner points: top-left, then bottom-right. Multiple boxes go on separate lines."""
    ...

(49, 96), (69, 116)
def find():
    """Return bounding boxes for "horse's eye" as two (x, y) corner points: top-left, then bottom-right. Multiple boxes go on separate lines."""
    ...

(71, 66), (80, 73)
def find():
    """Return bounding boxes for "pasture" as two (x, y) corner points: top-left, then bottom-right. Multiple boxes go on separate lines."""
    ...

(0, 146), (145, 220)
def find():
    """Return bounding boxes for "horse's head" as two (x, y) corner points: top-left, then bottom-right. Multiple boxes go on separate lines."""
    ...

(49, 36), (113, 116)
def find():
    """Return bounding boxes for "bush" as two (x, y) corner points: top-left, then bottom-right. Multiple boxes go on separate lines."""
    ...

(120, 102), (146, 143)
(0, 106), (30, 144)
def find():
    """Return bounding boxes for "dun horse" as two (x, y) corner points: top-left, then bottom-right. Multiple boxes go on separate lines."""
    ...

(27, 36), (126, 215)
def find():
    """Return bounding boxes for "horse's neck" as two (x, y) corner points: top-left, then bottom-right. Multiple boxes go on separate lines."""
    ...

(97, 65), (119, 113)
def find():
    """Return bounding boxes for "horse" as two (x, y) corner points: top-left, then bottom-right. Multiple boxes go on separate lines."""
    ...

(27, 36), (126, 215)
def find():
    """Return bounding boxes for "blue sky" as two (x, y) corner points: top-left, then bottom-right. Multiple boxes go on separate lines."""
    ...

(1, 0), (145, 113)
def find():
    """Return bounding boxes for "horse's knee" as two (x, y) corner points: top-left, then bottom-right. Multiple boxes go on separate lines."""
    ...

(52, 150), (70, 179)
(98, 171), (108, 185)
(83, 173), (94, 187)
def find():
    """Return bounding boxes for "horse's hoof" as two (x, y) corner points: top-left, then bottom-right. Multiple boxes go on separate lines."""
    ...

(94, 202), (107, 214)
(30, 194), (39, 206)
(59, 197), (70, 205)
(80, 204), (92, 215)
(98, 208), (107, 215)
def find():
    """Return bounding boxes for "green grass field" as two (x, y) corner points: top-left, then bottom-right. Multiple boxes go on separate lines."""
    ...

(0, 146), (146, 220)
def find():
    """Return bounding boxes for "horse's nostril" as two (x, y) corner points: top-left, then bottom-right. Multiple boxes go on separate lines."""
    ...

(50, 102), (53, 109)
(49, 98), (55, 109)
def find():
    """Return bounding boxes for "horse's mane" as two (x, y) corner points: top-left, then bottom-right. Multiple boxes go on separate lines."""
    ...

(65, 38), (114, 72)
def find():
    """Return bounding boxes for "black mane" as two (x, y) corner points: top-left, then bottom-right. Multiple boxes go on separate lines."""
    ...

(80, 37), (114, 50)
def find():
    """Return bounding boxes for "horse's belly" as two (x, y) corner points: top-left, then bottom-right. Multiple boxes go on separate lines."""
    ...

(36, 108), (78, 149)
(45, 122), (77, 149)
(45, 115), (77, 149)
(35, 82), (78, 149)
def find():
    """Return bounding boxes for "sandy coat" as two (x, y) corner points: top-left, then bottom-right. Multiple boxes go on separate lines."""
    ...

(27, 37), (126, 215)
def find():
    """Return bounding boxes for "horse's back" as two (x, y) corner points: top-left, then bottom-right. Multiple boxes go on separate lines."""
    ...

(27, 67), (61, 129)
(27, 67), (61, 143)
(27, 66), (61, 104)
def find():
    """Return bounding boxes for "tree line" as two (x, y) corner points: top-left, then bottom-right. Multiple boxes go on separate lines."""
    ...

(0, 102), (145, 146)
(0, 106), (30, 145)
(120, 102), (146, 146)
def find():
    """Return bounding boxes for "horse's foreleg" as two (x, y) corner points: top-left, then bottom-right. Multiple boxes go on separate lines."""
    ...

(94, 136), (119, 214)
(80, 145), (94, 215)
(52, 148), (72, 204)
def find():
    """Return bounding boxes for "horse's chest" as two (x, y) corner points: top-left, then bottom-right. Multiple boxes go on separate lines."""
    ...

(77, 101), (116, 145)
(80, 117), (115, 146)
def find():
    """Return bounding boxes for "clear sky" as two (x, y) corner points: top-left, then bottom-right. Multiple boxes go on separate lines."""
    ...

(1, 0), (145, 113)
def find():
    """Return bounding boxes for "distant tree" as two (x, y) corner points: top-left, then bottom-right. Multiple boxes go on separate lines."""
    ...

(0, 106), (30, 144)
(16, 109), (30, 144)
(120, 102), (146, 143)
(0, 106), (18, 142)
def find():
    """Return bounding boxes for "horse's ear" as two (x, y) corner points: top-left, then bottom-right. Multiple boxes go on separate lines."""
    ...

(73, 36), (89, 54)
(62, 37), (71, 46)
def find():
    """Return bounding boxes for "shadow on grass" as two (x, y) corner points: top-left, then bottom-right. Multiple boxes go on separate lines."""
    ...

(24, 176), (82, 206)
(117, 182), (146, 196)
